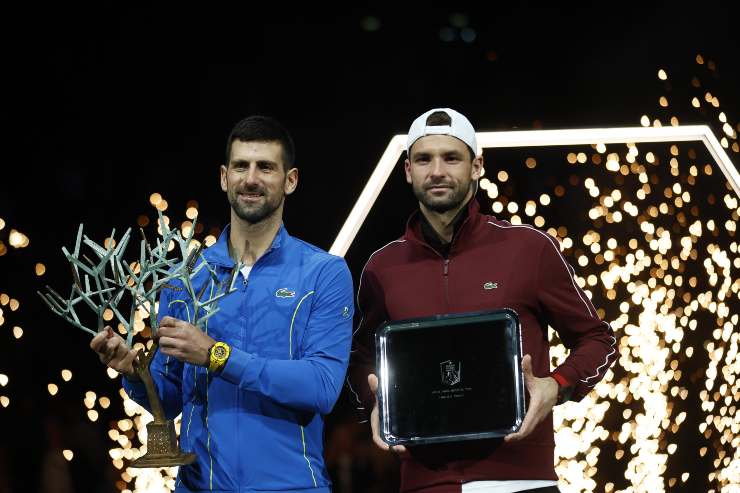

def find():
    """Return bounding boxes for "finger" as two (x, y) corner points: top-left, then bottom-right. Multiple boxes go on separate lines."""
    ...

(104, 337), (121, 361)
(505, 420), (529, 443)
(91, 326), (116, 348)
(158, 345), (181, 359)
(505, 400), (538, 443)
(368, 373), (379, 395)
(159, 316), (178, 328)
(507, 416), (536, 442)
(161, 326), (190, 342)
(169, 317), (191, 330)
(156, 325), (175, 337)
(157, 336), (181, 351)
(369, 414), (390, 452)
(368, 382), (389, 452)
(506, 412), (533, 442)
(521, 354), (534, 380)
(117, 348), (140, 374)
(158, 339), (188, 361)
(121, 347), (139, 366)
(132, 349), (143, 369)
(391, 445), (408, 455)
(105, 326), (115, 338)
(371, 433), (390, 451)
(116, 339), (134, 360)
(504, 431), (519, 442)
(90, 331), (108, 352)
(110, 350), (131, 373)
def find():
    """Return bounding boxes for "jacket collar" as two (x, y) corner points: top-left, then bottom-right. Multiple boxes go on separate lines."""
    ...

(403, 198), (483, 254)
(204, 222), (288, 267)
(419, 200), (469, 253)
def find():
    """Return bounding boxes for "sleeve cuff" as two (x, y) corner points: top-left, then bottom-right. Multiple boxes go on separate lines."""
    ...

(121, 375), (147, 400)
(550, 372), (570, 388)
(219, 347), (262, 389)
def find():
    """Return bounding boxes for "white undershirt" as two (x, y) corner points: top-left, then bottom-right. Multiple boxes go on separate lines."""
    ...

(240, 264), (252, 281)
(462, 480), (558, 492)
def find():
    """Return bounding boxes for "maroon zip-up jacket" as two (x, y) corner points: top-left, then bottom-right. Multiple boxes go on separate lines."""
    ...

(349, 199), (616, 492)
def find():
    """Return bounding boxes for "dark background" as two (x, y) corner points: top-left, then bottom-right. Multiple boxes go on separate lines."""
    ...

(0, 3), (738, 492)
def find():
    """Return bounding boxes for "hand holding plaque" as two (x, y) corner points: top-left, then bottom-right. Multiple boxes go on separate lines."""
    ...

(504, 354), (559, 443)
(367, 373), (408, 455)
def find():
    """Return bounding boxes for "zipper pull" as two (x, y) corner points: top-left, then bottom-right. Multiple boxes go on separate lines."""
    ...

(443, 259), (449, 276)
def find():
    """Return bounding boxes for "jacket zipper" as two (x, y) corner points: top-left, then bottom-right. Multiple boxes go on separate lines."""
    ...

(408, 211), (472, 311)
(207, 234), (279, 486)
(414, 242), (452, 311)
(443, 259), (450, 309)
(238, 264), (247, 484)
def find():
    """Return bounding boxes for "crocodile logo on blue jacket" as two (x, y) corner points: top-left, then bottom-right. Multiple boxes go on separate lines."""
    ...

(275, 287), (296, 298)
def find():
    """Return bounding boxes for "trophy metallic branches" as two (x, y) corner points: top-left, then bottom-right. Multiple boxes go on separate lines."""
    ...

(37, 212), (241, 467)
(39, 212), (240, 346)
(38, 224), (132, 337)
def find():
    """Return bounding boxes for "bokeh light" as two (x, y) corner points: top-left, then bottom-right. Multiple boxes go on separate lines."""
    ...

(474, 58), (739, 493)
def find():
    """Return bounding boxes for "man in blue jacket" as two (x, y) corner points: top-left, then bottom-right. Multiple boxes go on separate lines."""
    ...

(90, 115), (354, 492)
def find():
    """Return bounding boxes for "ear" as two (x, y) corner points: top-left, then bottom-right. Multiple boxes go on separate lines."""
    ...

(284, 167), (298, 195)
(471, 154), (484, 181)
(404, 158), (413, 185)
(220, 164), (228, 192)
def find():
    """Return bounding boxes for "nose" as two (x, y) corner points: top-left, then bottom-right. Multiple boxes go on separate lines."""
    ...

(429, 157), (446, 178)
(244, 164), (260, 185)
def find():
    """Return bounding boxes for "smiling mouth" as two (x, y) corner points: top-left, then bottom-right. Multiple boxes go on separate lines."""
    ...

(238, 192), (264, 201)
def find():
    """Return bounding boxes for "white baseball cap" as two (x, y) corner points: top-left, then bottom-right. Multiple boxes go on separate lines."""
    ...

(406, 108), (478, 156)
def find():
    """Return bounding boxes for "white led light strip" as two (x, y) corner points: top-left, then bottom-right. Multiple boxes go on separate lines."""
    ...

(330, 125), (739, 257)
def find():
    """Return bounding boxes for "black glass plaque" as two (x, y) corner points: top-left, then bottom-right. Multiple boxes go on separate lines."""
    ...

(375, 309), (525, 445)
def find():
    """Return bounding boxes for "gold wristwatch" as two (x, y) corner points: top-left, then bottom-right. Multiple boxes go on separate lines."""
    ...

(208, 341), (231, 373)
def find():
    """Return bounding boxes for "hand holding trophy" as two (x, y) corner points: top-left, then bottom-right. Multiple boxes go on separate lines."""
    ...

(38, 212), (240, 467)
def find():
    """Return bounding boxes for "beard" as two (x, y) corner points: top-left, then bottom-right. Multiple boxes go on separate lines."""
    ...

(412, 179), (470, 213)
(227, 184), (284, 224)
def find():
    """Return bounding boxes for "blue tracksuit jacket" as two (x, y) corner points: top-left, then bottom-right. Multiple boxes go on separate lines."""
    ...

(123, 224), (354, 492)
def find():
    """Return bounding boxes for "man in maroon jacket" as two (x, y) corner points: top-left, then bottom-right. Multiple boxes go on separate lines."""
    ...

(349, 108), (617, 492)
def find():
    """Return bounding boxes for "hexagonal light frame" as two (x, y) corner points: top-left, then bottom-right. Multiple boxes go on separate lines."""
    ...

(330, 125), (738, 256)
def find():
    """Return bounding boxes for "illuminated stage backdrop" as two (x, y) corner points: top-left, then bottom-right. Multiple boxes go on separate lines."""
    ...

(2, 60), (738, 493)
(329, 91), (739, 493)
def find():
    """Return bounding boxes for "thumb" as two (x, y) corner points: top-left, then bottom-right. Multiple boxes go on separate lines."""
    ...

(105, 326), (115, 338)
(132, 347), (143, 368)
(368, 373), (379, 395)
(521, 354), (534, 380)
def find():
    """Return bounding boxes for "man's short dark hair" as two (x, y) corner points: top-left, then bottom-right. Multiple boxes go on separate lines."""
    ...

(424, 111), (475, 160)
(425, 111), (452, 127)
(225, 116), (295, 171)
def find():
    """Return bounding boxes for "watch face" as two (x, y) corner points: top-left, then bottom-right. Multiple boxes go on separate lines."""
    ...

(213, 345), (227, 359)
